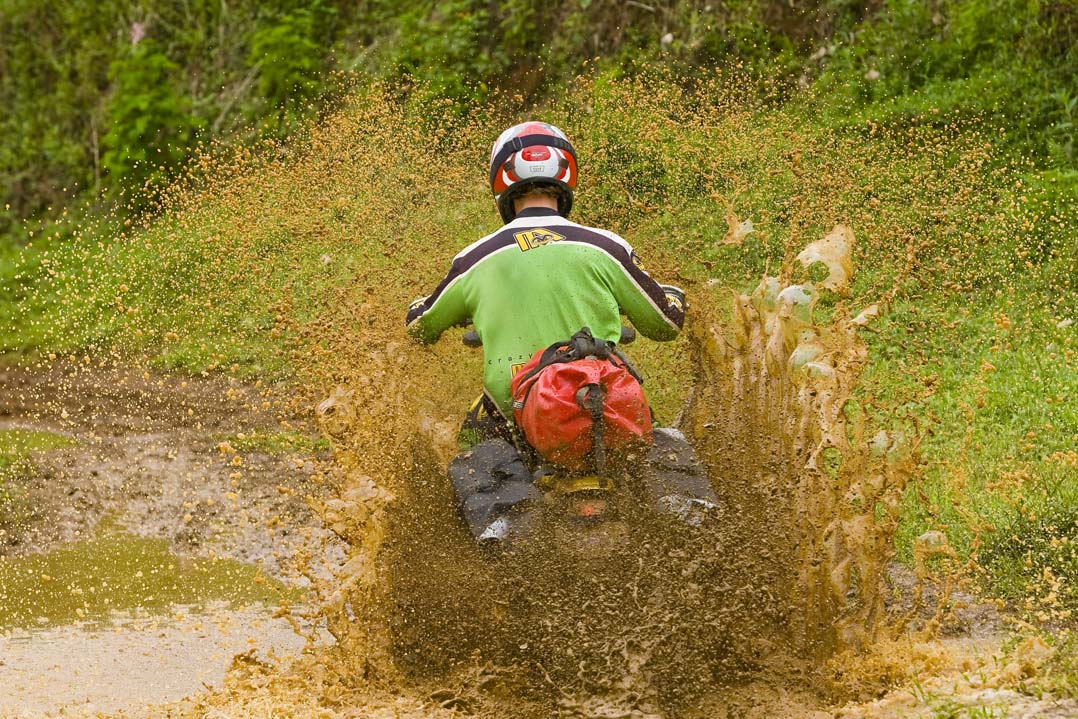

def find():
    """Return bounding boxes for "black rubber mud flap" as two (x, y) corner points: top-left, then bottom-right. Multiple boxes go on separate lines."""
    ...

(448, 438), (541, 541)
(641, 428), (720, 522)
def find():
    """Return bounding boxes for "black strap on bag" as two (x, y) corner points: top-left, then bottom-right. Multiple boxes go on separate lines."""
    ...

(512, 327), (643, 413)
(513, 327), (646, 474)
(517, 327), (643, 387)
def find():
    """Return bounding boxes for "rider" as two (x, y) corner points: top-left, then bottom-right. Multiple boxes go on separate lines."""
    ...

(406, 121), (716, 546)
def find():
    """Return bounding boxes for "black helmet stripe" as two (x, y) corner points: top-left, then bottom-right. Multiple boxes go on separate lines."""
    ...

(489, 134), (576, 189)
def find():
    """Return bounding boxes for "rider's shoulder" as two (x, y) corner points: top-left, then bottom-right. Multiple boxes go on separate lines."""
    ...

(453, 216), (633, 262)
(452, 225), (505, 261)
(550, 217), (635, 257)
(573, 222), (633, 254)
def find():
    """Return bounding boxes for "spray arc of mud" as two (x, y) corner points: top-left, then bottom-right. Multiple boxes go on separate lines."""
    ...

(296, 221), (922, 715)
(684, 224), (917, 660)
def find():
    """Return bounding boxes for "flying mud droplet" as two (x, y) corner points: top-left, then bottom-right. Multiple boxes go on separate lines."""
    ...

(290, 217), (924, 717)
(721, 207), (755, 246)
(796, 224), (854, 294)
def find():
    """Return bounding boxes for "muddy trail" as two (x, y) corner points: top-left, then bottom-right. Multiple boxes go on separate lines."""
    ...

(0, 363), (339, 715)
(0, 362), (338, 575)
(172, 232), (1067, 718)
(3, 76), (1074, 717)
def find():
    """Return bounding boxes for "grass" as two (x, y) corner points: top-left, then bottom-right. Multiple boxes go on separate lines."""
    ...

(0, 70), (1073, 614)
(0, 428), (79, 480)
(880, 270), (1077, 615)
(0, 428), (79, 456)
(0, 428), (80, 544)
(217, 430), (331, 456)
(1038, 631), (1078, 699)
(0, 529), (298, 627)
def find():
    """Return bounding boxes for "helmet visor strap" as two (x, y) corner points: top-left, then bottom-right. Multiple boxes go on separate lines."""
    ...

(489, 134), (576, 189)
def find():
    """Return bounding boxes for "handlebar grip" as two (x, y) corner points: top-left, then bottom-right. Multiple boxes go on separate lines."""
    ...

(619, 326), (637, 345)
(462, 329), (482, 348)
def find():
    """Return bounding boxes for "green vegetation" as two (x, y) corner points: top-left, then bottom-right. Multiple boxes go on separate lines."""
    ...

(2, 1), (1074, 237)
(1039, 632), (1078, 698)
(1, 0), (1074, 617)
(0, 529), (296, 627)
(0, 428), (78, 460)
(219, 430), (330, 456)
(0, 428), (78, 485)
(0, 0), (347, 228)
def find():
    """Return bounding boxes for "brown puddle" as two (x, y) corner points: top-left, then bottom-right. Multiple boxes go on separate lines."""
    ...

(0, 529), (297, 628)
(0, 531), (313, 717)
(0, 605), (313, 717)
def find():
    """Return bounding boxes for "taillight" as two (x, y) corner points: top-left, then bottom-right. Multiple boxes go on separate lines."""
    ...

(571, 498), (608, 518)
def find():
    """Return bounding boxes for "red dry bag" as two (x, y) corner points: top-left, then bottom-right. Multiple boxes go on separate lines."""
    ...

(510, 327), (652, 470)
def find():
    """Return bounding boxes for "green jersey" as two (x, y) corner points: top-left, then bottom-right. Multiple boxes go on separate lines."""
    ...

(406, 207), (685, 415)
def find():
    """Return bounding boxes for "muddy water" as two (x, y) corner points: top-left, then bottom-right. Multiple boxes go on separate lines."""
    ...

(0, 606), (310, 717)
(0, 365), (334, 717)
(683, 226), (915, 659)
(0, 531), (314, 716)
(0, 526), (315, 717)
(0, 529), (294, 627)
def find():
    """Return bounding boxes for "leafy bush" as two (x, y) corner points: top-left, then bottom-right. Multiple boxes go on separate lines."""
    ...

(102, 44), (201, 201)
(819, 0), (1078, 164)
(3, 0), (1075, 242)
(247, 4), (333, 131)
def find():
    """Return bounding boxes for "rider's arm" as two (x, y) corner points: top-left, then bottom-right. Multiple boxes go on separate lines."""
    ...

(405, 260), (470, 343)
(597, 240), (685, 341)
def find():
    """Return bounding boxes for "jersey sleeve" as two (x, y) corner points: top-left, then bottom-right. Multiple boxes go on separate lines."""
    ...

(405, 259), (471, 343)
(598, 241), (684, 341)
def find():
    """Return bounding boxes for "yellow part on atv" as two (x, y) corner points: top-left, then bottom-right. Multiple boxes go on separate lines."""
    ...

(537, 474), (613, 494)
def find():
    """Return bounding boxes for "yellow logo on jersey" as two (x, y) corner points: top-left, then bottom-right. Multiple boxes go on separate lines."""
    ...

(514, 228), (566, 252)
(510, 362), (527, 376)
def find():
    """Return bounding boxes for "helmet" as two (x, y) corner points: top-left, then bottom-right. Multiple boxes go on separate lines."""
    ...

(489, 121), (577, 223)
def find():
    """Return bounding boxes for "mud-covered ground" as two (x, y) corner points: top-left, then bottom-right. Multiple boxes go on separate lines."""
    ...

(0, 362), (338, 716)
(1, 362), (1074, 718)
(0, 361), (337, 578)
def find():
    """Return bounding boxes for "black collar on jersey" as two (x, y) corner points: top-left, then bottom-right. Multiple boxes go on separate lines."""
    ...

(514, 207), (561, 218)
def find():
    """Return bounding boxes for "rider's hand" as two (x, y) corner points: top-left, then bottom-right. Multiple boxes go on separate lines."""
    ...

(406, 296), (428, 324)
(660, 284), (686, 312)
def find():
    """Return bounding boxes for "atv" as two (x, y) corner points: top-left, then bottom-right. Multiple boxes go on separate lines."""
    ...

(458, 325), (717, 558)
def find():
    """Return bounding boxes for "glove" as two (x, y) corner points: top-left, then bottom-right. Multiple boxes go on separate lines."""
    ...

(660, 284), (686, 312)
(405, 296), (428, 324)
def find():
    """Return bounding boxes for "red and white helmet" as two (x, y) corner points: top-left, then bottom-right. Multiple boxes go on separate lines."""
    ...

(489, 121), (577, 222)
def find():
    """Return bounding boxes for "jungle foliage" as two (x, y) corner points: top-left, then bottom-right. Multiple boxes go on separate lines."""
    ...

(1, 0), (1075, 240)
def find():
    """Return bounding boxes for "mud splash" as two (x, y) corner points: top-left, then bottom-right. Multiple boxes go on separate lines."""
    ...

(684, 224), (916, 659)
(6, 70), (1073, 716)
(283, 224), (915, 716)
